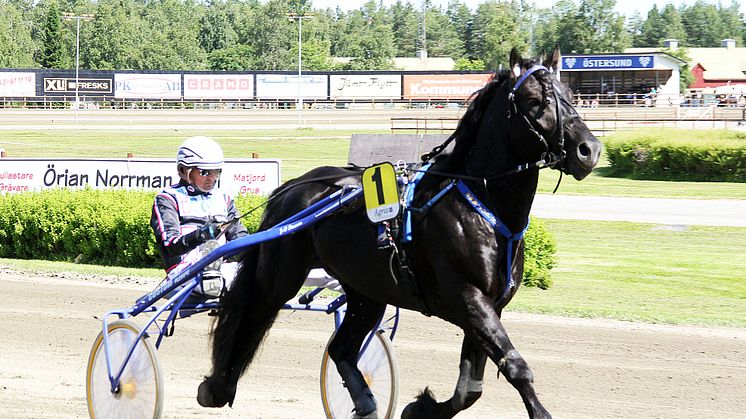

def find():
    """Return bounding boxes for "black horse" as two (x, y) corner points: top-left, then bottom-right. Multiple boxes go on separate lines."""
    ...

(198, 47), (602, 419)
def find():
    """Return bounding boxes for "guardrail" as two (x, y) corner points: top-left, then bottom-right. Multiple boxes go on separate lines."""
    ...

(391, 107), (746, 134)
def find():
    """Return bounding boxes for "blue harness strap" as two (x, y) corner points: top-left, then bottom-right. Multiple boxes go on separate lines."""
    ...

(455, 181), (529, 307)
(401, 165), (528, 308)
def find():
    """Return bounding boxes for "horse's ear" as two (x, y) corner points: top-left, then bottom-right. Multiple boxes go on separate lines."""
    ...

(509, 48), (523, 78)
(543, 45), (561, 73)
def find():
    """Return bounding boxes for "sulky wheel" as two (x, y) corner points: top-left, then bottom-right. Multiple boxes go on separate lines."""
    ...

(86, 319), (164, 418)
(320, 330), (399, 419)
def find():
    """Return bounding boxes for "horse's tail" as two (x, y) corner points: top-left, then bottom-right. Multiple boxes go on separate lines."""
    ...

(204, 243), (281, 406)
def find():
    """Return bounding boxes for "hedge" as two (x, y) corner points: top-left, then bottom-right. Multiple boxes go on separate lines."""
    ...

(0, 189), (556, 288)
(604, 129), (746, 182)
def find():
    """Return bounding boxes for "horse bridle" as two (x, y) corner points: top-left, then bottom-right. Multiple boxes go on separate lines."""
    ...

(508, 64), (582, 170)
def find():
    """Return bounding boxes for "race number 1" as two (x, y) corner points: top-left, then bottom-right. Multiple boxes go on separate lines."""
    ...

(362, 163), (401, 223)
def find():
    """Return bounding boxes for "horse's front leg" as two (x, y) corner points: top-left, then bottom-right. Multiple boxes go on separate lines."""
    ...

(401, 337), (487, 419)
(467, 290), (551, 419)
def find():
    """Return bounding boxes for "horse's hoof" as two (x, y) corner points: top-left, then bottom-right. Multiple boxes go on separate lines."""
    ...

(197, 379), (228, 408)
(352, 410), (378, 419)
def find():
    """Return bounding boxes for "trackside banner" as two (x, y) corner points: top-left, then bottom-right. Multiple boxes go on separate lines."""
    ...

(561, 55), (655, 71)
(0, 158), (280, 197)
(0, 72), (36, 97)
(402, 74), (492, 99)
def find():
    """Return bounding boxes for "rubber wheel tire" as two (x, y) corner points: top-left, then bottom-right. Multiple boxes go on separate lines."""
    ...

(86, 319), (164, 418)
(320, 330), (399, 418)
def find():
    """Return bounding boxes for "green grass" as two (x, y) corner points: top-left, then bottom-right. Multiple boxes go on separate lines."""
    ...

(510, 220), (746, 327)
(3, 128), (745, 197)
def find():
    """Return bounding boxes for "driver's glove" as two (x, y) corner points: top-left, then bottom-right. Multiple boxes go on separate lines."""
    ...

(180, 221), (221, 248)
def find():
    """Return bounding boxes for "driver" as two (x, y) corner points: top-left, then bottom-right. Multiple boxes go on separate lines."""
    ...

(150, 136), (248, 296)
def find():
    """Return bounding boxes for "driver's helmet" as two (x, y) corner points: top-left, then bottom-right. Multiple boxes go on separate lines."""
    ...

(176, 136), (224, 170)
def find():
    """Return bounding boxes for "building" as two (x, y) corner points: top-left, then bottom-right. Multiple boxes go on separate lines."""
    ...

(627, 39), (746, 96)
(558, 52), (686, 105)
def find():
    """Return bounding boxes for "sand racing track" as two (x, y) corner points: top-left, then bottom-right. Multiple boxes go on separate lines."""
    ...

(0, 268), (744, 419)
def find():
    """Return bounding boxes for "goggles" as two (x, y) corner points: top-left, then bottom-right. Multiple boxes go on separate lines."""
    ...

(197, 168), (222, 177)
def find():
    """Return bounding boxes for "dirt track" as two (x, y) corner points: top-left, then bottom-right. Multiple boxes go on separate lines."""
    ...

(1, 269), (745, 419)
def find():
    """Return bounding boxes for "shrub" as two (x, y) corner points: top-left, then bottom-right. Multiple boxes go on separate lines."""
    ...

(604, 129), (746, 182)
(0, 189), (557, 288)
(523, 217), (556, 289)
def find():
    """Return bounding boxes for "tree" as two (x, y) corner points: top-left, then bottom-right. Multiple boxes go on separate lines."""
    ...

(389, 0), (419, 57)
(336, 1), (396, 70)
(446, 0), (474, 59)
(636, 5), (665, 47)
(664, 47), (694, 92)
(425, 5), (463, 58)
(84, 0), (147, 69)
(453, 58), (485, 70)
(681, 1), (726, 47)
(199, 0), (239, 54)
(208, 44), (255, 70)
(556, 0), (629, 53)
(0, 1), (37, 67)
(40, 0), (67, 68)
(245, 0), (297, 70)
(138, 0), (207, 70)
(471, 1), (528, 70)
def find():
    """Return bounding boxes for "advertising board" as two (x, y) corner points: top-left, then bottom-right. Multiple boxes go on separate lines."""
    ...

(403, 74), (492, 99)
(114, 73), (182, 99)
(0, 72), (36, 97)
(561, 55), (656, 71)
(183, 74), (254, 99)
(329, 74), (401, 99)
(256, 74), (327, 99)
(42, 77), (113, 96)
(0, 158), (281, 197)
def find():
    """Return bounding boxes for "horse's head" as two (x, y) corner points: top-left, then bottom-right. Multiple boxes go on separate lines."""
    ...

(507, 47), (601, 180)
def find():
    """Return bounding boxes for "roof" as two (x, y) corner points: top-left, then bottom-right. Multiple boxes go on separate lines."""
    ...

(625, 46), (746, 81)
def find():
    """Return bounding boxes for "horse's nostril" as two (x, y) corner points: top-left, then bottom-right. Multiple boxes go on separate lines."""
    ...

(577, 143), (591, 158)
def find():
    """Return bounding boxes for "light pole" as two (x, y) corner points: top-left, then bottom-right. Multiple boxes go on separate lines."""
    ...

(62, 13), (94, 123)
(286, 12), (314, 125)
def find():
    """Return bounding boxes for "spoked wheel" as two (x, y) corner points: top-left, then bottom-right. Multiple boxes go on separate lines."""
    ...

(86, 319), (164, 419)
(320, 330), (399, 419)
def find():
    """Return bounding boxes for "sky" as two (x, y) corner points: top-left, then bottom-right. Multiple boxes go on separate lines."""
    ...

(308, 0), (746, 17)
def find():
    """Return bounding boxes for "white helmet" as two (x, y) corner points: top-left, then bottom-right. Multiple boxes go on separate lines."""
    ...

(176, 136), (224, 170)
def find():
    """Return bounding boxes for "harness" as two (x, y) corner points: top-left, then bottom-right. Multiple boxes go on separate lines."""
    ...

(389, 64), (578, 310)
(401, 164), (528, 308)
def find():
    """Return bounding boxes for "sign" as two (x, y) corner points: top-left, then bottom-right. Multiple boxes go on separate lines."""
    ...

(255, 74), (327, 99)
(0, 72), (36, 97)
(403, 74), (492, 99)
(330, 74), (401, 99)
(114, 73), (182, 99)
(0, 158), (281, 197)
(183, 74), (254, 99)
(43, 77), (112, 94)
(362, 163), (400, 223)
(561, 55), (655, 71)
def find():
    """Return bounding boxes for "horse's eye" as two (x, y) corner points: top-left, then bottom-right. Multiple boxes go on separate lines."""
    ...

(527, 99), (541, 108)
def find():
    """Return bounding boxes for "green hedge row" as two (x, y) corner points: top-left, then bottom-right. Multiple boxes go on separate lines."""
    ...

(604, 130), (746, 182)
(0, 189), (556, 288)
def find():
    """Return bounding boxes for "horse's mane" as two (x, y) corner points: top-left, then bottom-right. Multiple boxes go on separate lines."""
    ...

(425, 69), (510, 169)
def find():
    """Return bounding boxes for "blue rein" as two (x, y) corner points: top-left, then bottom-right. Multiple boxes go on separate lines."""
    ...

(402, 165), (528, 308)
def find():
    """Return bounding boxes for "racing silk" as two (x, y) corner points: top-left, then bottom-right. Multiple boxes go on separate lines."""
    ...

(150, 180), (248, 271)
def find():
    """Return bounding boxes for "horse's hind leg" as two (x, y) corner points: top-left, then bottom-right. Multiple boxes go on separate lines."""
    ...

(401, 338), (487, 419)
(198, 240), (313, 408)
(327, 287), (386, 418)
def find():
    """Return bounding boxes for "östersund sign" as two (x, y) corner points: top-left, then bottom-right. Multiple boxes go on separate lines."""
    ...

(561, 55), (655, 71)
(0, 158), (280, 196)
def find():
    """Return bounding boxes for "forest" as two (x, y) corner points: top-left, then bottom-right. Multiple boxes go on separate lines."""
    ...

(1, 0), (744, 71)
